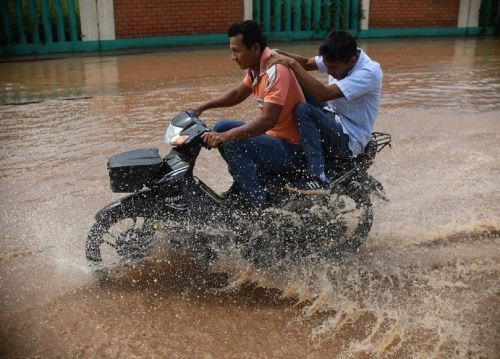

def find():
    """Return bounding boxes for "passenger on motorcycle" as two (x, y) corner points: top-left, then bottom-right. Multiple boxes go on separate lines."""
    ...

(190, 20), (305, 205)
(267, 30), (383, 191)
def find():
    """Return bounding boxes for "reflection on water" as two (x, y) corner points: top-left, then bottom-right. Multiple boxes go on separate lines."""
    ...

(0, 37), (499, 358)
(1, 38), (499, 111)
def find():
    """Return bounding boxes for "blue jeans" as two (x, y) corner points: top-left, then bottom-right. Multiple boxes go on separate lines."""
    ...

(294, 103), (352, 181)
(213, 119), (303, 203)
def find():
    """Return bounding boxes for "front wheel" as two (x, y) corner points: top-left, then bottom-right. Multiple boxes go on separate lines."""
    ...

(86, 207), (158, 279)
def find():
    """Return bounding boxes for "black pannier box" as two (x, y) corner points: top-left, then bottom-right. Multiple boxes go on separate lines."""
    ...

(108, 148), (163, 193)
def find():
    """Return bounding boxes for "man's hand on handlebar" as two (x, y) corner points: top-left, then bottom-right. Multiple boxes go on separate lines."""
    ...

(201, 131), (228, 149)
(188, 105), (204, 117)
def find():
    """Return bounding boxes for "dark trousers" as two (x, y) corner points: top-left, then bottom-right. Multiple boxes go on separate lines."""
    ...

(213, 119), (303, 203)
(294, 103), (352, 180)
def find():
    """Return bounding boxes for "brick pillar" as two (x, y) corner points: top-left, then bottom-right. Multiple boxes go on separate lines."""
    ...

(369, 0), (460, 28)
(113, 0), (244, 38)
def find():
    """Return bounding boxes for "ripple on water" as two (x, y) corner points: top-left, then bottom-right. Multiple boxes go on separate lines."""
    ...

(0, 37), (499, 358)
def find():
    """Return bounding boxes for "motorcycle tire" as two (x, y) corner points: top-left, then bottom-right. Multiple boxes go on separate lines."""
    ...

(328, 181), (373, 255)
(252, 182), (373, 264)
(86, 205), (158, 280)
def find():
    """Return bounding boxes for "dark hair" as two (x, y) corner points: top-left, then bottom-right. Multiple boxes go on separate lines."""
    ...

(319, 30), (357, 63)
(228, 20), (267, 51)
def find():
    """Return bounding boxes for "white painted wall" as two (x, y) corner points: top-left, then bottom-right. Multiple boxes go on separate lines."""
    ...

(361, 0), (370, 30)
(79, 0), (99, 41)
(458, 0), (482, 27)
(244, 0), (253, 20)
(97, 0), (115, 40)
(78, 0), (115, 41)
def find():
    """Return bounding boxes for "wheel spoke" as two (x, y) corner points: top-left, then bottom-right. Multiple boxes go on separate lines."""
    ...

(104, 230), (118, 241)
(103, 239), (117, 248)
(339, 208), (356, 214)
(87, 213), (161, 280)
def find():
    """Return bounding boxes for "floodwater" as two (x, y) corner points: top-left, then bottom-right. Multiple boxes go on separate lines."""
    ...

(0, 37), (499, 358)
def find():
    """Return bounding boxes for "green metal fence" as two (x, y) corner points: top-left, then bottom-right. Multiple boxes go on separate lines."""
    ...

(1, 0), (496, 57)
(479, 0), (497, 28)
(1, 0), (80, 47)
(253, 0), (360, 40)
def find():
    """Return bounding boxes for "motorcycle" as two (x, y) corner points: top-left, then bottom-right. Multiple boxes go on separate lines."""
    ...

(86, 111), (391, 276)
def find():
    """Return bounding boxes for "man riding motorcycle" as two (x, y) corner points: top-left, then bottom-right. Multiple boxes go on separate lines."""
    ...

(190, 20), (305, 206)
(86, 25), (391, 275)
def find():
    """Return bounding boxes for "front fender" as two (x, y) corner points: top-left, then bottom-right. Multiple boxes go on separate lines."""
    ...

(95, 188), (183, 223)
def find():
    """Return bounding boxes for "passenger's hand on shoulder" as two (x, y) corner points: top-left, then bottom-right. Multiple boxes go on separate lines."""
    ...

(266, 53), (294, 69)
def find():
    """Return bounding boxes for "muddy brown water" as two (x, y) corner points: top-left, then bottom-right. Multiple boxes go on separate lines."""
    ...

(0, 37), (499, 358)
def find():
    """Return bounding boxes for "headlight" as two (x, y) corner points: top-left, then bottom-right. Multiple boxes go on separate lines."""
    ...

(164, 124), (188, 146)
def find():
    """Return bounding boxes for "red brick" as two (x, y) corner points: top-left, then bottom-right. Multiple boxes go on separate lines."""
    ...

(369, 0), (459, 28)
(114, 0), (244, 38)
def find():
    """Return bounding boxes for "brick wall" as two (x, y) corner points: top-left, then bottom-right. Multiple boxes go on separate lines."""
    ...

(114, 0), (244, 38)
(369, 0), (460, 28)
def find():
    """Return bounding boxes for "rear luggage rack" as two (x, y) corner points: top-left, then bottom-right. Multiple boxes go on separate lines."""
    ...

(371, 132), (392, 153)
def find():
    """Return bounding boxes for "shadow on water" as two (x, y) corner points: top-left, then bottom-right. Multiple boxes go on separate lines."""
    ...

(95, 254), (296, 309)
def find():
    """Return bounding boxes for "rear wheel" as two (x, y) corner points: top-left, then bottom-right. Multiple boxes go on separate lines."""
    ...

(248, 182), (373, 265)
(322, 181), (373, 255)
